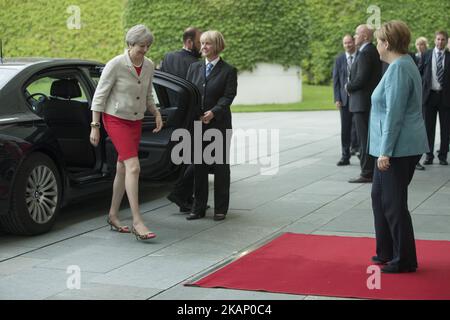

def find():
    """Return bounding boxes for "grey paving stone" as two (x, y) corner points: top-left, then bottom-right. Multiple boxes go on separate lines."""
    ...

(280, 192), (340, 205)
(317, 209), (375, 233)
(33, 244), (158, 273)
(415, 193), (450, 211)
(0, 245), (35, 261)
(47, 283), (162, 300)
(89, 254), (220, 290)
(412, 215), (450, 234)
(0, 257), (48, 276)
(0, 267), (99, 300)
(412, 208), (450, 216)
(295, 180), (361, 196)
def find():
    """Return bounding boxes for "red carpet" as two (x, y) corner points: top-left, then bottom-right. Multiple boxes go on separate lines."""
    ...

(187, 233), (450, 300)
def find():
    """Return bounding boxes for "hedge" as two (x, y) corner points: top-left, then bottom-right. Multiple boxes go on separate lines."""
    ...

(0, 0), (126, 63)
(1, 0), (450, 84)
(305, 0), (450, 84)
(124, 0), (310, 72)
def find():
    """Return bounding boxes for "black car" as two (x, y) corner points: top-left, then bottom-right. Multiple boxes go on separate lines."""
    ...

(0, 59), (200, 235)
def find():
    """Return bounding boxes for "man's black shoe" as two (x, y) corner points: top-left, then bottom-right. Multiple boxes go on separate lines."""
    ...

(167, 194), (192, 212)
(439, 159), (448, 165)
(371, 256), (389, 265)
(415, 163), (425, 171)
(348, 176), (372, 183)
(179, 206), (191, 213)
(186, 212), (205, 220)
(337, 159), (350, 166)
(423, 158), (433, 165)
(213, 214), (226, 221)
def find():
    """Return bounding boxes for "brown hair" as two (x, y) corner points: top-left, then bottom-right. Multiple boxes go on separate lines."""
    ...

(374, 20), (411, 54)
(183, 27), (201, 43)
(435, 30), (449, 40)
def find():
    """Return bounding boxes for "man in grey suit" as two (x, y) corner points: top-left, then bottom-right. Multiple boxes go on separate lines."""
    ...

(333, 34), (358, 166)
(346, 24), (382, 183)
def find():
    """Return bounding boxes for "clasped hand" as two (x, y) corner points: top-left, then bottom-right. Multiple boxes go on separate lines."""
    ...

(377, 156), (390, 171)
(200, 111), (214, 124)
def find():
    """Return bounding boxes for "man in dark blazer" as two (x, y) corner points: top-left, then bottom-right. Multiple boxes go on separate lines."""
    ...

(333, 34), (358, 166)
(162, 27), (203, 213)
(419, 30), (450, 165)
(346, 24), (382, 183)
(160, 27), (202, 78)
(185, 30), (237, 221)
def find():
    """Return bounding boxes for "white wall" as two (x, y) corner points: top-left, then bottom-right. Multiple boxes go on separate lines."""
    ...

(233, 63), (302, 105)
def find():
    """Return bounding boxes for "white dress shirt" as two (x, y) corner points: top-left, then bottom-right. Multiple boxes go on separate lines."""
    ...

(432, 47), (446, 91)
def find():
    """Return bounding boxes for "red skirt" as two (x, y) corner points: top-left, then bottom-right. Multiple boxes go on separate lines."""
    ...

(102, 113), (142, 162)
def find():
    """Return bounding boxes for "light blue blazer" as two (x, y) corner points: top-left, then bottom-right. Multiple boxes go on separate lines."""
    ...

(369, 55), (429, 158)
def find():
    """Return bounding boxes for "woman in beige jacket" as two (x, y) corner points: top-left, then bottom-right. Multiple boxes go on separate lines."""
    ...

(90, 24), (162, 240)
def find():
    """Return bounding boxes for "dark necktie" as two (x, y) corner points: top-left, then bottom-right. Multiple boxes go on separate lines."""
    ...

(347, 55), (353, 80)
(205, 62), (213, 78)
(437, 51), (444, 86)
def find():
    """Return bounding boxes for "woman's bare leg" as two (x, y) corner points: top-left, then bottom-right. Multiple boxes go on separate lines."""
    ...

(108, 161), (126, 226)
(123, 157), (152, 234)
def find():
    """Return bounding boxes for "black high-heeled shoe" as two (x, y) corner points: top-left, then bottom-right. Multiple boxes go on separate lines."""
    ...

(131, 226), (156, 240)
(107, 218), (131, 233)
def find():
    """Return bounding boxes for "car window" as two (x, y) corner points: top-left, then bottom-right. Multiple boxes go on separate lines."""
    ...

(26, 76), (88, 102)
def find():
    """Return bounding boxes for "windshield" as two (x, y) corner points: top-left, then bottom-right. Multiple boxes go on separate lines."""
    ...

(0, 68), (19, 89)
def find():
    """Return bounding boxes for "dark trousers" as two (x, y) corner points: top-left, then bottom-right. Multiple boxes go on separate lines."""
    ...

(351, 116), (359, 151)
(193, 163), (230, 215)
(371, 155), (420, 269)
(424, 91), (450, 160)
(353, 111), (374, 178)
(193, 125), (231, 215)
(170, 164), (194, 203)
(339, 106), (358, 159)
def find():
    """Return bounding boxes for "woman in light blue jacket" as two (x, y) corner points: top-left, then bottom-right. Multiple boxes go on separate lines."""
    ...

(369, 21), (429, 273)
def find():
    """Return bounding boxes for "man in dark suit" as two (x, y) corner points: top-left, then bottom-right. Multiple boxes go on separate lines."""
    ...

(185, 30), (238, 221)
(346, 24), (382, 183)
(160, 27), (202, 77)
(333, 34), (358, 166)
(419, 30), (450, 166)
(162, 27), (202, 212)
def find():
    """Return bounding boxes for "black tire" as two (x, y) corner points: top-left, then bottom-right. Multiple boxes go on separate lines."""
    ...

(0, 152), (62, 235)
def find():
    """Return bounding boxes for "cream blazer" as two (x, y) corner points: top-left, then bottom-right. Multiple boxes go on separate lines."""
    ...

(91, 49), (157, 121)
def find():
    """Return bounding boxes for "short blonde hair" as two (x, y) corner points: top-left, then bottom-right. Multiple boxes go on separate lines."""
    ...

(415, 36), (428, 47)
(375, 20), (411, 54)
(200, 30), (226, 55)
(126, 24), (154, 47)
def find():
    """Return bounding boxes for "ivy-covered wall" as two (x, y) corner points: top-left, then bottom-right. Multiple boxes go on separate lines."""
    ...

(124, 0), (310, 73)
(305, 0), (450, 83)
(1, 0), (450, 84)
(0, 0), (126, 63)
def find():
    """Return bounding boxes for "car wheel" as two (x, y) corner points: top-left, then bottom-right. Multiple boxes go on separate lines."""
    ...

(0, 152), (62, 235)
